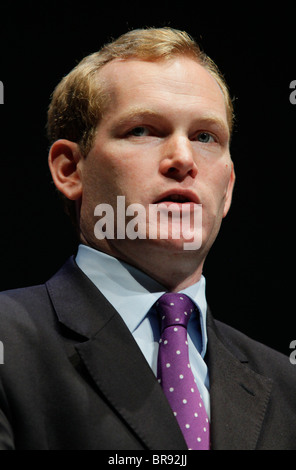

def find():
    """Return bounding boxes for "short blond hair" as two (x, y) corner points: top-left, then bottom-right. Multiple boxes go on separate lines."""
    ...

(47, 27), (234, 156)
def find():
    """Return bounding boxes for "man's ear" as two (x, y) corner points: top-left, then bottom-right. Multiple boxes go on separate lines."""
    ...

(223, 163), (235, 218)
(48, 139), (83, 200)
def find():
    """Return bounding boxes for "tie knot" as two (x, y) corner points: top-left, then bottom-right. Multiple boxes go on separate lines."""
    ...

(156, 293), (196, 331)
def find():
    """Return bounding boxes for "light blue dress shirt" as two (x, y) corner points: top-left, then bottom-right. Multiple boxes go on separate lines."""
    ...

(75, 244), (210, 418)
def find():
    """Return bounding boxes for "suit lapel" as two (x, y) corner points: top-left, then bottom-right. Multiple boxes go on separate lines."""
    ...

(46, 257), (187, 450)
(206, 312), (273, 450)
(75, 316), (187, 450)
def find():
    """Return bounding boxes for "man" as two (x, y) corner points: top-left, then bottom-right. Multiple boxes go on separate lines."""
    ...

(0, 27), (295, 450)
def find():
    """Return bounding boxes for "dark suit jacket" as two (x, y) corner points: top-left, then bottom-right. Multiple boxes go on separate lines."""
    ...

(0, 257), (296, 450)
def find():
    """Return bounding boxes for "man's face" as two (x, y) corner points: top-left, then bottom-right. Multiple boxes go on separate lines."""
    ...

(78, 56), (234, 265)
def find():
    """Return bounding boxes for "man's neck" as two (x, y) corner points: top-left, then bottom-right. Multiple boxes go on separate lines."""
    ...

(124, 255), (204, 292)
(80, 237), (205, 292)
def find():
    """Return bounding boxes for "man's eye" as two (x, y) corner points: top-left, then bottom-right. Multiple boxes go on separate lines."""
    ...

(129, 126), (150, 137)
(196, 132), (215, 143)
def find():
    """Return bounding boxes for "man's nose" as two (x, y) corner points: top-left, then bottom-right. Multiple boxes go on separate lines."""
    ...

(159, 134), (198, 180)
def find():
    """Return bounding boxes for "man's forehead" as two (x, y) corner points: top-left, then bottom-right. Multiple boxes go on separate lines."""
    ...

(99, 56), (220, 91)
(98, 56), (228, 120)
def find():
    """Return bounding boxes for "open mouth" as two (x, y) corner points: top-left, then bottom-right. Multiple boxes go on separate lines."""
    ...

(154, 190), (200, 205)
(156, 194), (192, 204)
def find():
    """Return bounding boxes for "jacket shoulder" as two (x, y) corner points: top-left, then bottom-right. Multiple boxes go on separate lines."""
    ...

(0, 283), (57, 350)
(0, 284), (49, 317)
(0, 257), (78, 325)
(213, 317), (296, 382)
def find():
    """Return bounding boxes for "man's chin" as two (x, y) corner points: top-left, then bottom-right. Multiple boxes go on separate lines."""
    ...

(123, 235), (202, 254)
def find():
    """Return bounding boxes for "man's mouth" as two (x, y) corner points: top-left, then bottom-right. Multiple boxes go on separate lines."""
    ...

(157, 194), (191, 203)
(153, 190), (200, 205)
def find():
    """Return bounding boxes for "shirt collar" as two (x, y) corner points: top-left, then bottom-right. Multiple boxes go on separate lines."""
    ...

(75, 244), (208, 352)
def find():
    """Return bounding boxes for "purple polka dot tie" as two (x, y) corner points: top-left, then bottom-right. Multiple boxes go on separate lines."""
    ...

(156, 293), (210, 450)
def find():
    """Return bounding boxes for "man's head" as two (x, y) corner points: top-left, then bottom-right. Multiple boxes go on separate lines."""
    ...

(48, 27), (235, 289)
(47, 27), (234, 155)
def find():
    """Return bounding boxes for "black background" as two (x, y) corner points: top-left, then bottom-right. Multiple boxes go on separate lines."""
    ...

(0, 1), (295, 355)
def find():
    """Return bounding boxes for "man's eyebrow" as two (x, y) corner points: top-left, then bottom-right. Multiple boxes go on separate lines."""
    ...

(196, 115), (230, 136)
(112, 107), (161, 126)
